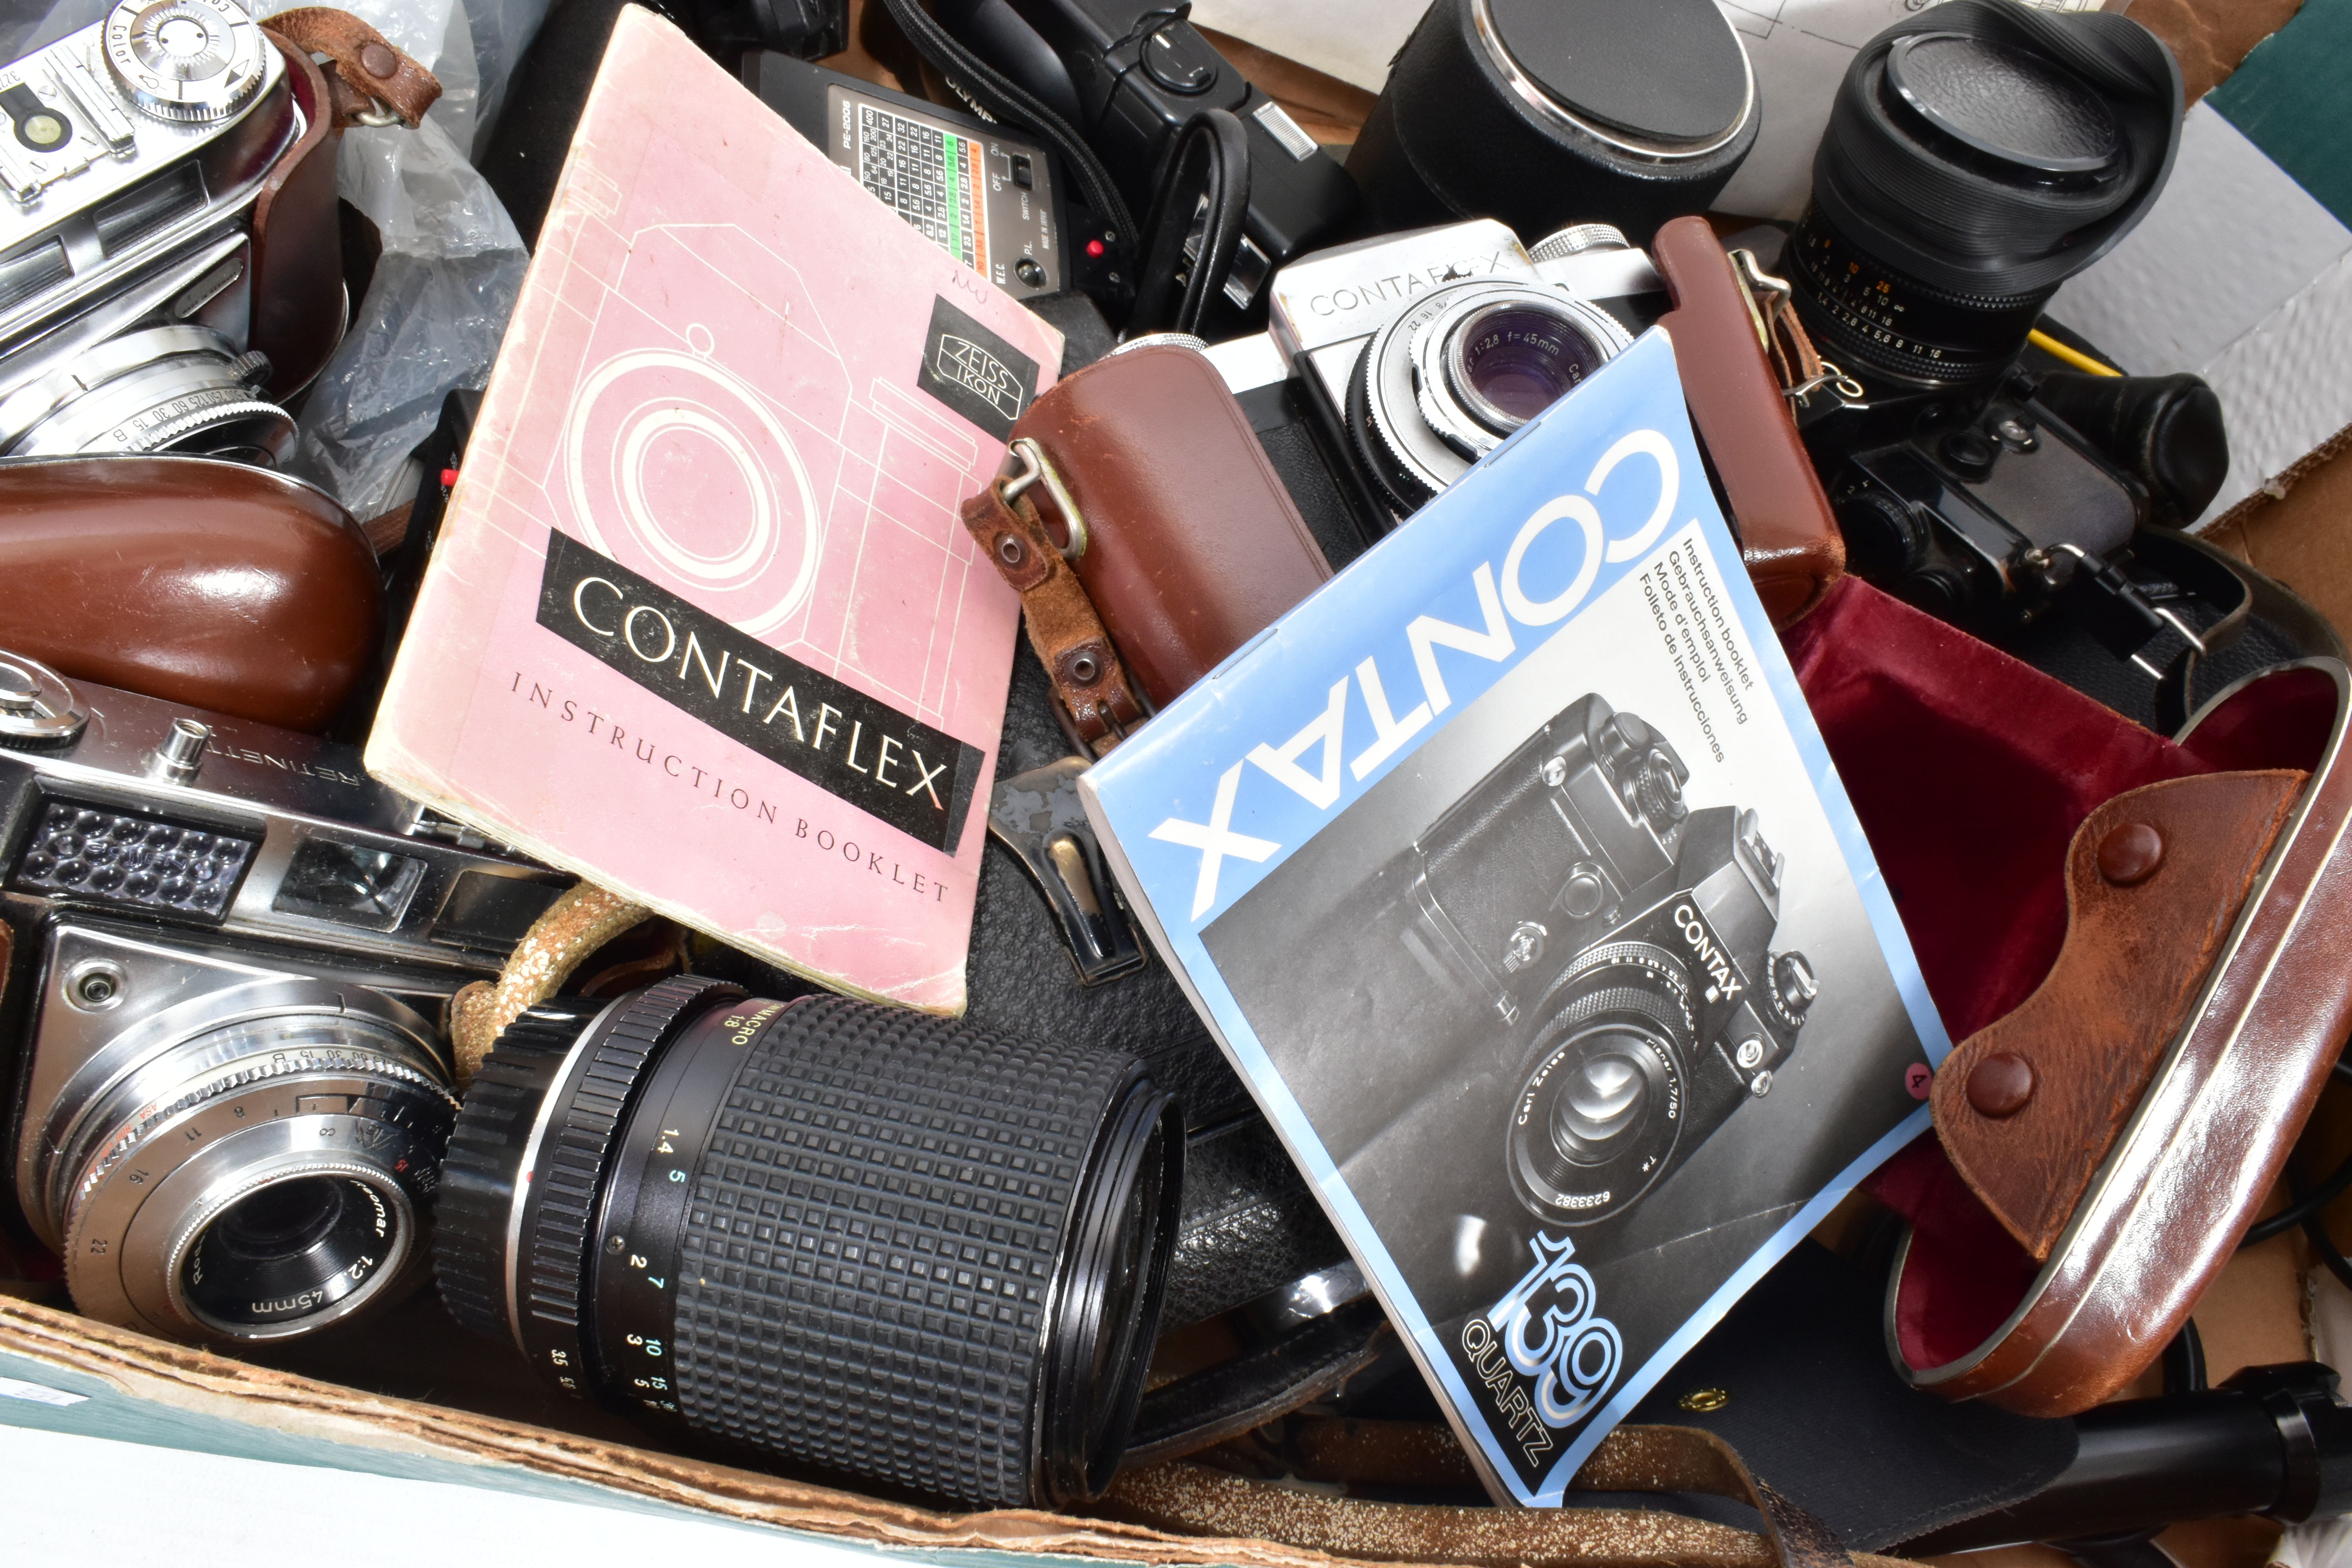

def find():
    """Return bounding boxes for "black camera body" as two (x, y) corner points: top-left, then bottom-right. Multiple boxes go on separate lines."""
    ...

(1394, 695), (1815, 1227)
(1816, 376), (2140, 637)
(1801, 355), (2236, 670)
(934, 0), (1356, 321)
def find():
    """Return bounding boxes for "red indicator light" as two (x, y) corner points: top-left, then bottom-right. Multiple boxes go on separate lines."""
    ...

(1085, 238), (1106, 258)
(439, 467), (460, 488)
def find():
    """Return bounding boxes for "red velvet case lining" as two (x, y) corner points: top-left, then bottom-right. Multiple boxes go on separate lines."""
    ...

(1780, 579), (2215, 1371)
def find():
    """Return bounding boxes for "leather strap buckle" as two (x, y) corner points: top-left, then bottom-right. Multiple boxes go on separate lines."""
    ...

(960, 471), (1148, 757)
(1002, 436), (1091, 561)
(1730, 248), (1866, 411)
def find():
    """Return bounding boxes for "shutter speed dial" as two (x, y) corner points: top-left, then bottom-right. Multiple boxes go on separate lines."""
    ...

(102, 0), (267, 125)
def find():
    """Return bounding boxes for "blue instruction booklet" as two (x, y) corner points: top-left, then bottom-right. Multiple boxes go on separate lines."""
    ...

(1079, 330), (1950, 1504)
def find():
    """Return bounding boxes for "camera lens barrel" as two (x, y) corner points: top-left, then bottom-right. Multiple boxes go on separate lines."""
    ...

(1787, 0), (2181, 391)
(1348, 0), (1758, 243)
(27, 980), (456, 1343)
(1349, 281), (1633, 514)
(439, 979), (1184, 1509)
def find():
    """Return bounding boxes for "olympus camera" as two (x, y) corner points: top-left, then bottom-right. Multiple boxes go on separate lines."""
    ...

(0, 0), (347, 464)
(0, 650), (567, 1345)
(1395, 694), (1816, 1227)
(1198, 217), (1664, 544)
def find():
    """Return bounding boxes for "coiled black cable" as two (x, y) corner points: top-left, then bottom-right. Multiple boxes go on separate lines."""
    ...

(877, 0), (1138, 265)
(1127, 107), (1249, 338)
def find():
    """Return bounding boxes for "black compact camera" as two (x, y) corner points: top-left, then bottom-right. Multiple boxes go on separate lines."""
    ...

(1392, 695), (1816, 1227)
(0, 650), (567, 1346)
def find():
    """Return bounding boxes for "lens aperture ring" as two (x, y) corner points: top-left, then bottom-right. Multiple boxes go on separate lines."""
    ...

(512, 977), (741, 1393)
(68, 1042), (454, 1227)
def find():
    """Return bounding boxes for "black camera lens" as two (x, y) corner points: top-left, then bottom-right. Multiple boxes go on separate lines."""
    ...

(436, 977), (1183, 1509)
(1448, 302), (1609, 432)
(181, 1175), (398, 1330)
(1785, 0), (2180, 392)
(1552, 1040), (1654, 1160)
(1508, 945), (1693, 1225)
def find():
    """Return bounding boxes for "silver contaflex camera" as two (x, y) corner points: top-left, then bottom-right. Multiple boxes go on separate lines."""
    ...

(0, 0), (344, 464)
(1199, 218), (1664, 528)
(0, 652), (567, 1345)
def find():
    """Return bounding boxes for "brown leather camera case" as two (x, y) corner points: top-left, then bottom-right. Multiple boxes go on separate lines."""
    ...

(0, 456), (382, 732)
(1010, 343), (1334, 710)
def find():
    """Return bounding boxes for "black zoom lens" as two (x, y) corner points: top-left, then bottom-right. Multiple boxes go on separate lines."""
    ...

(435, 978), (1182, 1509)
(1786, 0), (2180, 391)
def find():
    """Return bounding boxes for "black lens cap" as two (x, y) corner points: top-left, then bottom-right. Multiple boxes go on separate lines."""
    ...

(1487, 0), (1750, 147)
(1885, 33), (2123, 176)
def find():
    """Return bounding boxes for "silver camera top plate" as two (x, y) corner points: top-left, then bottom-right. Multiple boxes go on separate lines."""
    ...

(0, 0), (293, 352)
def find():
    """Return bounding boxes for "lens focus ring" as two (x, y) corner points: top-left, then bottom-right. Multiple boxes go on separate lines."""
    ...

(663, 998), (1169, 1508)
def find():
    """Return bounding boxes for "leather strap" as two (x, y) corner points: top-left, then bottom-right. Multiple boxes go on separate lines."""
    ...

(247, 34), (345, 397)
(447, 882), (648, 1084)
(261, 8), (442, 129)
(1123, 1299), (1389, 1469)
(1652, 217), (1846, 628)
(1933, 769), (2304, 1259)
(961, 480), (1148, 757)
(1107, 1424), (1871, 1568)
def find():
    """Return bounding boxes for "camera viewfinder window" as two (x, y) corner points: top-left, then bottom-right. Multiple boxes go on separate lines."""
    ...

(272, 837), (428, 931)
(428, 870), (565, 953)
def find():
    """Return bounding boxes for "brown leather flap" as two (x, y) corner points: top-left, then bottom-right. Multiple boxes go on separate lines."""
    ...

(1651, 218), (1844, 628)
(1933, 771), (2304, 1259)
(1011, 344), (1332, 709)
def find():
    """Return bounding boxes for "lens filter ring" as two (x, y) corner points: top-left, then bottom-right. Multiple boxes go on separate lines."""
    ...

(1351, 282), (1630, 516)
(1423, 287), (1630, 455)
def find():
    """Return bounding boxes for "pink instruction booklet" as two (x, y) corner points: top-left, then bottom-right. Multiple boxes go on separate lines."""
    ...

(367, 8), (1060, 1013)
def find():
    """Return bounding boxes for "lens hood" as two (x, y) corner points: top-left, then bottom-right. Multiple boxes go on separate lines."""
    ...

(1348, 0), (1758, 243)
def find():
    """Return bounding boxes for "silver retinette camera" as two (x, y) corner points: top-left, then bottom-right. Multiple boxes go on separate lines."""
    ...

(0, 0), (347, 464)
(1198, 217), (1664, 528)
(0, 651), (567, 1346)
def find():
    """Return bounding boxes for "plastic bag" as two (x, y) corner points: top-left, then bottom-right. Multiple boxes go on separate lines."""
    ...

(276, 0), (549, 519)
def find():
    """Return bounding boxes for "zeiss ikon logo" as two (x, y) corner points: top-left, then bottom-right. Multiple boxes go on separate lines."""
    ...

(936, 335), (1024, 421)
